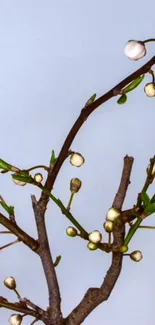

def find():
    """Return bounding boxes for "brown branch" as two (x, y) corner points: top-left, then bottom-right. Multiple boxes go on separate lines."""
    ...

(38, 56), (155, 212)
(0, 213), (39, 252)
(64, 156), (134, 325)
(31, 195), (62, 325)
(0, 297), (37, 317)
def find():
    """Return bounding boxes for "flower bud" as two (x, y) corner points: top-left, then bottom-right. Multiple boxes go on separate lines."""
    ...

(9, 314), (23, 325)
(66, 227), (77, 237)
(119, 245), (128, 253)
(106, 208), (120, 222)
(88, 230), (102, 244)
(144, 83), (155, 97)
(70, 153), (85, 167)
(124, 40), (146, 61)
(70, 178), (82, 193)
(4, 277), (16, 290)
(13, 179), (26, 186)
(34, 173), (43, 183)
(103, 220), (114, 233)
(87, 242), (98, 251)
(130, 250), (143, 262)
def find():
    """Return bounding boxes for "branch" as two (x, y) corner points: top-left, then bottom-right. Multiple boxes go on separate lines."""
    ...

(64, 156), (134, 325)
(31, 195), (62, 325)
(0, 297), (37, 317)
(38, 56), (155, 211)
(0, 213), (39, 252)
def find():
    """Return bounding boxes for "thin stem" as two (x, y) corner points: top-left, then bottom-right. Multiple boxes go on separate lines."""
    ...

(139, 225), (155, 229)
(14, 288), (22, 299)
(0, 238), (20, 251)
(143, 38), (155, 43)
(0, 231), (12, 234)
(124, 218), (142, 246)
(67, 192), (75, 211)
(108, 233), (111, 246)
(26, 165), (49, 173)
(149, 69), (155, 83)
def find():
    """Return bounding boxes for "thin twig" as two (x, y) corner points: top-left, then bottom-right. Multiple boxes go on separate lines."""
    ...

(31, 195), (62, 325)
(38, 57), (155, 212)
(64, 156), (134, 325)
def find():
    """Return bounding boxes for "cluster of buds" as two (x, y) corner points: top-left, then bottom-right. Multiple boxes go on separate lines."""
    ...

(103, 208), (121, 233)
(70, 152), (85, 167)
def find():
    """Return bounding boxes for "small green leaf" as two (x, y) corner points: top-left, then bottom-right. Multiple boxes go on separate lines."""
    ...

(144, 203), (155, 215)
(0, 159), (11, 171)
(0, 202), (14, 216)
(12, 173), (34, 184)
(117, 94), (127, 105)
(123, 75), (145, 94)
(50, 150), (58, 168)
(85, 94), (96, 106)
(141, 192), (150, 207)
(54, 255), (61, 267)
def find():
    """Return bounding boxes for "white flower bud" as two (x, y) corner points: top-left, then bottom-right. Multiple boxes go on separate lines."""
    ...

(87, 242), (98, 250)
(34, 173), (43, 183)
(13, 179), (26, 186)
(66, 227), (77, 237)
(106, 208), (120, 222)
(9, 314), (23, 325)
(124, 40), (146, 61)
(88, 230), (102, 244)
(4, 276), (16, 290)
(103, 220), (114, 233)
(130, 250), (143, 262)
(144, 83), (155, 97)
(70, 152), (85, 167)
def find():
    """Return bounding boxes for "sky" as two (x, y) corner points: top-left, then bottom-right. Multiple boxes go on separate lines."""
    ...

(0, 1), (155, 324)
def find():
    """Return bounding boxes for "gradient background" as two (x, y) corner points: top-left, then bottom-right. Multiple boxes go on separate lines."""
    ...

(0, 1), (155, 324)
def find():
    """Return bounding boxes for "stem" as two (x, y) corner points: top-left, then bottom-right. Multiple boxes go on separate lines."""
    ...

(67, 192), (75, 210)
(139, 225), (155, 229)
(26, 165), (49, 172)
(149, 69), (155, 83)
(108, 233), (111, 246)
(143, 38), (155, 44)
(39, 184), (89, 236)
(0, 231), (12, 234)
(124, 218), (142, 246)
(14, 288), (22, 299)
(0, 238), (20, 251)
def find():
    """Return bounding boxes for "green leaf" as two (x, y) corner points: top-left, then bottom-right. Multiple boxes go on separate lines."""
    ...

(123, 75), (145, 94)
(12, 173), (34, 184)
(50, 150), (58, 168)
(0, 159), (11, 171)
(54, 255), (61, 267)
(85, 94), (96, 106)
(0, 202), (14, 216)
(144, 203), (155, 215)
(117, 94), (127, 105)
(141, 192), (150, 207)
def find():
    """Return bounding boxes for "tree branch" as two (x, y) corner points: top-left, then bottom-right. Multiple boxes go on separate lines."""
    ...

(31, 195), (62, 325)
(64, 155), (134, 325)
(0, 213), (39, 252)
(38, 56), (154, 212)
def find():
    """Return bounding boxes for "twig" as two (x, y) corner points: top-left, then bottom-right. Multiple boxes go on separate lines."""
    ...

(38, 57), (155, 212)
(0, 212), (38, 252)
(31, 195), (62, 325)
(64, 156), (134, 325)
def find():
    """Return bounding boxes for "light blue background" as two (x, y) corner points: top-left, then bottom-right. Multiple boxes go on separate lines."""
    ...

(0, 1), (155, 324)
